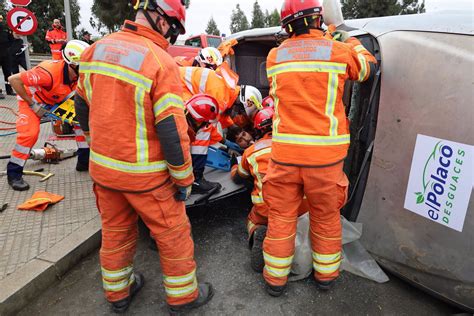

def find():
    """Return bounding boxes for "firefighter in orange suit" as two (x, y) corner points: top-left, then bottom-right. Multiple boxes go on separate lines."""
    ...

(6, 40), (90, 191)
(45, 19), (68, 60)
(73, 0), (213, 313)
(231, 107), (308, 272)
(262, 0), (376, 296)
(179, 66), (240, 194)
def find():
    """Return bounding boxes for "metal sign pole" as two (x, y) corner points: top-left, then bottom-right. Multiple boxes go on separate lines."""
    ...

(64, 0), (73, 40)
(22, 35), (31, 69)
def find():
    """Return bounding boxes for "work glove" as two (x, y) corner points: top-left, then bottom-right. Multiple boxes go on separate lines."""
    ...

(224, 139), (243, 155)
(30, 101), (50, 118)
(331, 30), (350, 42)
(230, 153), (238, 167)
(175, 185), (192, 201)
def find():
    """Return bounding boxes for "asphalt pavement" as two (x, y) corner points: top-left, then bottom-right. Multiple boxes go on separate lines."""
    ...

(18, 194), (458, 315)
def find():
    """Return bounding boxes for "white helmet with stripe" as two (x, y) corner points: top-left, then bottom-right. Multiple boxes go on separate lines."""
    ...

(197, 47), (223, 69)
(62, 40), (90, 66)
(239, 85), (263, 118)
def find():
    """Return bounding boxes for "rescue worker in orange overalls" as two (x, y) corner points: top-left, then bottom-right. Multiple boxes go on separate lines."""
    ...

(179, 66), (241, 194)
(45, 19), (67, 60)
(262, 0), (376, 296)
(231, 107), (308, 272)
(6, 40), (90, 191)
(73, 0), (213, 313)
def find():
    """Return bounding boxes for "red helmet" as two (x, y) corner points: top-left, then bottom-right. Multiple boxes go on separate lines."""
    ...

(280, 0), (323, 28)
(254, 107), (275, 131)
(262, 96), (274, 109)
(133, 0), (186, 34)
(185, 94), (219, 123)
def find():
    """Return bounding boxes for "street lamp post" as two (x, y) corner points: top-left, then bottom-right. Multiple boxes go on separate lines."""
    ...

(64, 0), (73, 40)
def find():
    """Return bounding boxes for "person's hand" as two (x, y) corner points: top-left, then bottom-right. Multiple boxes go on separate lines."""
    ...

(230, 153), (238, 167)
(331, 30), (350, 42)
(175, 186), (191, 201)
(30, 101), (50, 118)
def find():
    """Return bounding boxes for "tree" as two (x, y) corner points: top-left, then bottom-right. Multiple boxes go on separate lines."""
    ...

(251, 1), (265, 29)
(205, 17), (220, 36)
(230, 4), (249, 33)
(91, 0), (191, 35)
(400, 0), (425, 14)
(28, 0), (81, 53)
(91, 0), (134, 34)
(341, 0), (425, 19)
(0, 0), (8, 17)
(265, 8), (281, 27)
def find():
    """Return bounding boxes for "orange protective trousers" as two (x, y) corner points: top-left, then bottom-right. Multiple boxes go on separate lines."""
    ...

(9, 101), (41, 170)
(247, 199), (309, 239)
(93, 181), (199, 305)
(262, 161), (348, 286)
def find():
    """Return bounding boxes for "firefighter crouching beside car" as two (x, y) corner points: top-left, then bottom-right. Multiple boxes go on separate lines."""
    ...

(231, 107), (308, 272)
(261, 0), (376, 297)
(73, 0), (213, 313)
(6, 40), (90, 191)
(179, 65), (245, 194)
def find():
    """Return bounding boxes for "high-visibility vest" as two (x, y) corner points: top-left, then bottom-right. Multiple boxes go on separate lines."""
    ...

(20, 60), (76, 105)
(179, 66), (239, 128)
(45, 27), (67, 54)
(266, 30), (376, 166)
(76, 20), (193, 192)
(233, 133), (272, 205)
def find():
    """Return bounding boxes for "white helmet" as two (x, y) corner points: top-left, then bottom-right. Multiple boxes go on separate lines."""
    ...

(239, 85), (262, 117)
(62, 40), (90, 66)
(196, 47), (223, 69)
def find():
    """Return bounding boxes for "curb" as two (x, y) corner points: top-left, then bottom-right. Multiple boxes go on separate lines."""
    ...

(0, 217), (101, 316)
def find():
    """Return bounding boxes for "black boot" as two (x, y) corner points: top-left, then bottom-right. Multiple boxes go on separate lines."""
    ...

(5, 83), (16, 96)
(265, 282), (287, 297)
(250, 226), (267, 272)
(8, 176), (30, 191)
(7, 162), (29, 191)
(0, 88), (5, 99)
(75, 148), (90, 172)
(110, 272), (145, 314)
(191, 176), (222, 195)
(168, 282), (214, 314)
(315, 278), (337, 291)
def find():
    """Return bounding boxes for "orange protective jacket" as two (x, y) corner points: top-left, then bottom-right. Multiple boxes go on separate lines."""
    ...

(20, 60), (76, 105)
(179, 66), (239, 129)
(232, 133), (272, 205)
(76, 20), (193, 192)
(267, 30), (376, 166)
(45, 27), (67, 57)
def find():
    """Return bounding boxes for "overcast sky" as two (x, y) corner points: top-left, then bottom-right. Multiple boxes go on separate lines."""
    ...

(78, 0), (473, 38)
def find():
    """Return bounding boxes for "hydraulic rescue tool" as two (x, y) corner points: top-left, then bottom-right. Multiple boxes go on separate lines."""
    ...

(29, 142), (77, 163)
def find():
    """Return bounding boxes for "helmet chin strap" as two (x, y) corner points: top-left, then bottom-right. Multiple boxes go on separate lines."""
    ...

(144, 9), (164, 34)
(143, 10), (180, 44)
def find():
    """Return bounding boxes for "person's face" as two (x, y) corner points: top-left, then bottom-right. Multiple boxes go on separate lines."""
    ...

(236, 131), (254, 149)
(53, 19), (61, 28)
(83, 34), (90, 41)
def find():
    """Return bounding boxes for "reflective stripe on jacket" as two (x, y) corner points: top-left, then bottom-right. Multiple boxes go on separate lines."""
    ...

(76, 20), (193, 192)
(231, 133), (272, 205)
(19, 60), (76, 105)
(45, 28), (67, 53)
(179, 66), (239, 128)
(267, 30), (376, 166)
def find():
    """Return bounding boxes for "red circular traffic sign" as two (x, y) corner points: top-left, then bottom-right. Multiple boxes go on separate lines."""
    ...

(10, 0), (32, 6)
(6, 7), (37, 36)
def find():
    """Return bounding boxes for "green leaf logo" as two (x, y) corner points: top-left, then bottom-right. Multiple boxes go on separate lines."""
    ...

(415, 192), (424, 204)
